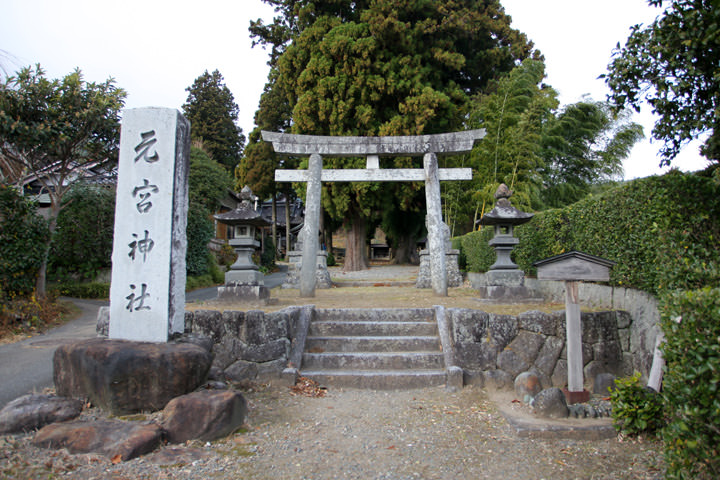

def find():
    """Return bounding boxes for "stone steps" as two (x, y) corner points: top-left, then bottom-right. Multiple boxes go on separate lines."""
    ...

(305, 335), (440, 353)
(300, 308), (447, 389)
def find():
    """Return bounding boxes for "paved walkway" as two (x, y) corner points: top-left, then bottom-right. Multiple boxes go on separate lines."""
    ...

(0, 298), (105, 408)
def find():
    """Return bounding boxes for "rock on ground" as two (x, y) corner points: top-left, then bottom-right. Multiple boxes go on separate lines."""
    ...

(161, 390), (248, 443)
(53, 338), (212, 415)
(32, 419), (163, 462)
(0, 395), (83, 434)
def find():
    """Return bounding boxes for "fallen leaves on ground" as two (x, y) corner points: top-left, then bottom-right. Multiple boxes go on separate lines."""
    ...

(289, 377), (327, 397)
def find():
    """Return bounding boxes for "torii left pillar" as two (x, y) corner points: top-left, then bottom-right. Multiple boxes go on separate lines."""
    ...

(299, 154), (323, 297)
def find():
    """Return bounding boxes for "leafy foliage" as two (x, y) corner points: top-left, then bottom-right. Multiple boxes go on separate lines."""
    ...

(183, 70), (245, 171)
(539, 100), (644, 207)
(660, 287), (720, 479)
(258, 0), (534, 269)
(456, 169), (720, 476)
(185, 204), (215, 277)
(0, 65), (125, 297)
(52, 282), (109, 299)
(189, 146), (234, 212)
(0, 184), (49, 297)
(48, 183), (115, 281)
(604, 0), (720, 164)
(610, 372), (664, 436)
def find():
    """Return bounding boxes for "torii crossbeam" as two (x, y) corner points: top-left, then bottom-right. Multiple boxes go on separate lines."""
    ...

(262, 129), (485, 297)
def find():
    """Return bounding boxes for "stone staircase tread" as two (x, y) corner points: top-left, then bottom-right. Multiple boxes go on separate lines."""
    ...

(300, 369), (446, 375)
(306, 335), (440, 340)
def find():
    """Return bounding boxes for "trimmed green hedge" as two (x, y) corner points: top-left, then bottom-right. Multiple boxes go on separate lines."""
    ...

(456, 170), (720, 295)
(660, 287), (720, 479)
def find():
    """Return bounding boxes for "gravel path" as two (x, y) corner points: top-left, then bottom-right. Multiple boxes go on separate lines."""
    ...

(0, 384), (663, 479)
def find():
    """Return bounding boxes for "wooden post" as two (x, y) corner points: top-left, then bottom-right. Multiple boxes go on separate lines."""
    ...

(564, 280), (589, 403)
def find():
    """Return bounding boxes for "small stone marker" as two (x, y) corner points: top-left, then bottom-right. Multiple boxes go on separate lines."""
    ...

(109, 108), (190, 342)
(534, 251), (615, 404)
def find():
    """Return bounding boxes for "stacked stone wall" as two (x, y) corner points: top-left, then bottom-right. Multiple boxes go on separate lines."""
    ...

(449, 309), (634, 390)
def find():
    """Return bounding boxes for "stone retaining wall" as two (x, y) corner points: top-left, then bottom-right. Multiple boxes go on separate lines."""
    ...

(468, 274), (661, 382)
(183, 302), (654, 390)
(449, 309), (633, 390)
(186, 308), (302, 383)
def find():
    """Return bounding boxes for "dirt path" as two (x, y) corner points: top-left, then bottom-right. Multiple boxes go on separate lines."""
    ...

(0, 384), (664, 479)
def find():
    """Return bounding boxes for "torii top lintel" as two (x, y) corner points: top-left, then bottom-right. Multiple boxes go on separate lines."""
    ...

(261, 129), (486, 157)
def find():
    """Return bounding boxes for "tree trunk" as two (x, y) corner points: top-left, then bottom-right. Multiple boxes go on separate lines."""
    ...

(343, 212), (368, 272)
(35, 202), (60, 300)
(392, 233), (418, 265)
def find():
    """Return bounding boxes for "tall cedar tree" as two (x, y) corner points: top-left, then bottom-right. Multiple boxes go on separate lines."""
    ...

(183, 70), (246, 171)
(0, 65), (125, 298)
(251, 0), (534, 270)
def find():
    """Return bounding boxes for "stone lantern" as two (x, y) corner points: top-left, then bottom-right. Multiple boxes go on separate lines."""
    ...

(473, 184), (541, 302)
(214, 186), (272, 302)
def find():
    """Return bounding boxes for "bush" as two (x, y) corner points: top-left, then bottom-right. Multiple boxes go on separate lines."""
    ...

(217, 242), (237, 266)
(186, 204), (215, 276)
(261, 237), (276, 271)
(0, 184), (49, 297)
(610, 372), (664, 436)
(660, 287), (720, 479)
(48, 183), (115, 281)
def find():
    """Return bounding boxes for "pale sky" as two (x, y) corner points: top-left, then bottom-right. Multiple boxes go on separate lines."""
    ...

(1, 0), (710, 179)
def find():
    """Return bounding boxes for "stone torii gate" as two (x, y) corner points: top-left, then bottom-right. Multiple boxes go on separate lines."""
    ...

(262, 129), (486, 298)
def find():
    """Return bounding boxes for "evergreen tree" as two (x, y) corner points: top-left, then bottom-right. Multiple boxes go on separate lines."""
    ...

(464, 58), (558, 220)
(252, 0), (534, 270)
(183, 70), (245, 171)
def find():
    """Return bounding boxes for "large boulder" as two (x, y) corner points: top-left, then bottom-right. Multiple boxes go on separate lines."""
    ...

(32, 419), (163, 461)
(53, 338), (212, 415)
(161, 390), (248, 443)
(0, 395), (84, 434)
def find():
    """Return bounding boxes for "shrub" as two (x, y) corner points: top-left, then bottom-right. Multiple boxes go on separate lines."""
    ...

(0, 184), (49, 297)
(186, 204), (215, 276)
(660, 287), (720, 479)
(48, 183), (115, 281)
(610, 372), (664, 436)
(261, 237), (276, 271)
(217, 242), (237, 266)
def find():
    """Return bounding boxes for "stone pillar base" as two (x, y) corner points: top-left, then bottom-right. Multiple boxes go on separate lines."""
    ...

(416, 250), (462, 288)
(562, 388), (591, 405)
(216, 284), (273, 304)
(282, 250), (332, 289)
(225, 269), (264, 285)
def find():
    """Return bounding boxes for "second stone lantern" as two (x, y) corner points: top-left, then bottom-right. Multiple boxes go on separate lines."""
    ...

(474, 184), (541, 302)
(214, 186), (272, 302)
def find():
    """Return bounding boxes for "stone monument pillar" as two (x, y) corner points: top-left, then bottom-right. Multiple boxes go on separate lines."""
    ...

(108, 108), (190, 342)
